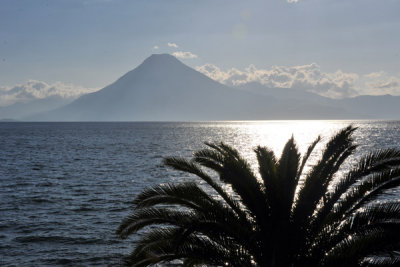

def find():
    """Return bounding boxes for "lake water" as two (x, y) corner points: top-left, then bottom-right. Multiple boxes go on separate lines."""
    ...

(1, 121), (399, 266)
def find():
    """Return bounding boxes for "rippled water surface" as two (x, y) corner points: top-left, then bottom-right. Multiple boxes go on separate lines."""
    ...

(1, 121), (399, 266)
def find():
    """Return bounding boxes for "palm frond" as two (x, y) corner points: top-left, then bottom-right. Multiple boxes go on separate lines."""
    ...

(323, 228), (400, 267)
(310, 202), (400, 261)
(350, 202), (400, 227)
(332, 168), (400, 223)
(163, 157), (246, 220)
(254, 145), (277, 212)
(296, 135), (321, 181)
(195, 143), (269, 226)
(133, 182), (214, 211)
(292, 126), (357, 251)
(361, 254), (400, 267)
(308, 144), (357, 240)
(126, 228), (253, 267)
(293, 126), (356, 222)
(276, 136), (301, 218)
(324, 149), (400, 216)
(192, 148), (224, 172)
(117, 207), (198, 238)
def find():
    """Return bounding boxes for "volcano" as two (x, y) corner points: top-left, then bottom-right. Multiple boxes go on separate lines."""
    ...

(35, 54), (280, 121)
(30, 54), (399, 121)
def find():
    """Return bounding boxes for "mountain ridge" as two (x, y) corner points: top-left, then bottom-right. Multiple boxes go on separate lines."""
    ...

(24, 54), (400, 121)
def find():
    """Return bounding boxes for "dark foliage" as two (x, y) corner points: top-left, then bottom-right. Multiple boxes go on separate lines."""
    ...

(117, 126), (400, 266)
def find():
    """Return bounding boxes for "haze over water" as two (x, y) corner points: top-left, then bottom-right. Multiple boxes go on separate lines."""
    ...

(1, 120), (399, 266)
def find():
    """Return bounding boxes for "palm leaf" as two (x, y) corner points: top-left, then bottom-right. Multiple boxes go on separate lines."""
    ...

(163, 157), (247, 220)
(293, 126), (356, 226)
(194, 143), (269, 226)
(133, 182), (215, 211)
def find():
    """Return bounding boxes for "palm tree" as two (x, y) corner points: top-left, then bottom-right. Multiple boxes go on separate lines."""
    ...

(117, 126), (400, 266)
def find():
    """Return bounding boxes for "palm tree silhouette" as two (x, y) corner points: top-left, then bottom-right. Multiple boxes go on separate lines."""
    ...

(117, 126), (400, 266)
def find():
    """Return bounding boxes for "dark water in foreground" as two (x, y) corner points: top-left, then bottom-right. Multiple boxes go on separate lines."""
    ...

(1, 121), (399, 266)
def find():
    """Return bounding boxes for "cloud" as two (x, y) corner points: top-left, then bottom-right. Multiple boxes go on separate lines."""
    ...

(364, 71), (384, 79)
(287, 0), (299, 3)
(167, 42), (179, 48)
(153, 45), (159, 50)
(172, 51), (198, 59)
(0, 80), (98, 107)
(196, 63), (400, 98)
(362, 72), (400, 96)
(378, 81), (399, 89)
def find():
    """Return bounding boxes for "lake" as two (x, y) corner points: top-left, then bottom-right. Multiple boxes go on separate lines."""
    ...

(1, 121), (399, 266)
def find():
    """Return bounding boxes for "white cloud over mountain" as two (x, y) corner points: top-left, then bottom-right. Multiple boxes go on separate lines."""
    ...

(172, 51), (198, 59)
(362, 72), (400, 96)
(167, 42), (179, 48)
(196, 63), (400, 98)
(0, 80), (98, 107)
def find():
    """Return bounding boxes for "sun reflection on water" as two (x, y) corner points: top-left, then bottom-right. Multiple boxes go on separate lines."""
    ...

(195, 120), (400, 198)
(213, 120), (351, 171)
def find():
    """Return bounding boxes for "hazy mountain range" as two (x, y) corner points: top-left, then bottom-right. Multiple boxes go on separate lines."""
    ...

(3, 54), (400, 121)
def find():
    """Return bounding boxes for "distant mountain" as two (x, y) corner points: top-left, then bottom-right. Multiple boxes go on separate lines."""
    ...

(0, 96), (74, 120)
(29, 54), (399, 121)
(238, 83), (400, 120)
(334, 94), (400, 119)
(238, 82), (328, 102)
(0, 118), (20, 122)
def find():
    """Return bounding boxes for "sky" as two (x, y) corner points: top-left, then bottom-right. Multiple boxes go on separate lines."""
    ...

(1, 0), (399, 105)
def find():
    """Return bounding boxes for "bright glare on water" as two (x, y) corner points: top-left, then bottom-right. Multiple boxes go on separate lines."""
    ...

(0, 120), (399, 266)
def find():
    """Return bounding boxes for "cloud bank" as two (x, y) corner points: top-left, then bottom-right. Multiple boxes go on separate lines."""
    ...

(0, 80), (98, 107)
(172, 51), (198, 59)
(196, 63), (400, 98)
